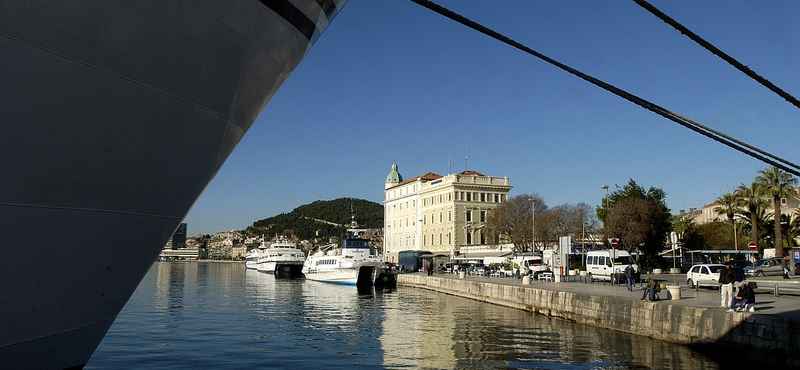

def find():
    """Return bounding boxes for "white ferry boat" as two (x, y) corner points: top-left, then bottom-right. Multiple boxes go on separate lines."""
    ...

(245, 242), (268, 270)
(256, 237), (306, 275)
(0, 1), (347, 368)
(302, 234), (384, 287)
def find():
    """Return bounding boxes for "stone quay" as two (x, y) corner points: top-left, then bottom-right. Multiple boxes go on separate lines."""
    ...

(397, 272), (800, 367)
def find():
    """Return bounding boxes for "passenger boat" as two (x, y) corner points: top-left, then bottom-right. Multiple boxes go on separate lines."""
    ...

(302, 211), (384, 287)
(302, 236), (384, 287)
(0, 1), (347, 368)
(245, 241), (268, 270)
(256, 237), (306, 275)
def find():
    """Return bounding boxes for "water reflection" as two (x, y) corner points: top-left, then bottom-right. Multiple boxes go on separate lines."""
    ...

(91, 263), (743, 369)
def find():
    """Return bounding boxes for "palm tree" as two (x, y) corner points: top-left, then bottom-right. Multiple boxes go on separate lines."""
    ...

(714, 192), (740, 250)
(735, 181), (767, 248)
(755, 166), (798, 258)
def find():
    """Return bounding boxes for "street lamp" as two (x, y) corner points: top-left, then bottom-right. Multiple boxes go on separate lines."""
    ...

(601, 185), (609, 241)
(528, 198), (535, 252)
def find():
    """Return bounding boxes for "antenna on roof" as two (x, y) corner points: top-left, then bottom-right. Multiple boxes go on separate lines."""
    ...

(448, 151), (452, 175)
(465, 133), (468, 171)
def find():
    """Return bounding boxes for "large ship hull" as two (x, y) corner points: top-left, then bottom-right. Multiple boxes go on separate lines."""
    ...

(0, 1), (345, 369)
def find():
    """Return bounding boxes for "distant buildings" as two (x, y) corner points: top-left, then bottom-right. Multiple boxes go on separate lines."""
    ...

(687, 187), (800, 225)
(159, 223), (208, 260)
(383, 163), (512, 264)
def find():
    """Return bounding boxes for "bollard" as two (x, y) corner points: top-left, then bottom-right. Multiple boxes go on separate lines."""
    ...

(522, 275), (531, 285)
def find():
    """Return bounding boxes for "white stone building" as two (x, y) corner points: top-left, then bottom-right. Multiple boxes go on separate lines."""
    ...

(383, 163), (512, 263)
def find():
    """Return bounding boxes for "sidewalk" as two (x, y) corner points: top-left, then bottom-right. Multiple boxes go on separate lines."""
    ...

(426, 271), (800, 320)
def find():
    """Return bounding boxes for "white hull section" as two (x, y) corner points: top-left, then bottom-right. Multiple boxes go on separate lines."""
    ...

(245, 258), (259, 270)
(303, 261), (384, 285)
(0, 0), (346, 368)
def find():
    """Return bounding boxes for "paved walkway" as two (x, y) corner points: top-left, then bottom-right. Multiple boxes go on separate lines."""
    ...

(419, 271), (800, 320)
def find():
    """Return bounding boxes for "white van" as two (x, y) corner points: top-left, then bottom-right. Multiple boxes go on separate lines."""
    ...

(586, 250), (639, 283)
(511, 255), (550, 279)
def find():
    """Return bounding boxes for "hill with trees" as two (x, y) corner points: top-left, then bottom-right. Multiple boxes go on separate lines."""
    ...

(244, 197), (383, 242)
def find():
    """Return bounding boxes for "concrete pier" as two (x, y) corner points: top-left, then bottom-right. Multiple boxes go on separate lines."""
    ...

(398, 273), (800, 367)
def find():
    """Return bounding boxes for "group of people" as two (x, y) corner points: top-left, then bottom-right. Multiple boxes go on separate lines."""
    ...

(718, 261), (755, 312)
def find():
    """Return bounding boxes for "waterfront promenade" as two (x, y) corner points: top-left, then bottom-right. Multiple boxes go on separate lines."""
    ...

(397, 271), (800, 367)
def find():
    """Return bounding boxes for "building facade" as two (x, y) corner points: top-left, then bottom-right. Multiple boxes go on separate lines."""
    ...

(383, 163), (512, 263)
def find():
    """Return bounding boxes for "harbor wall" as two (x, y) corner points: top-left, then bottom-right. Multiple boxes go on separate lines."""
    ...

(398, 275), (800, 366)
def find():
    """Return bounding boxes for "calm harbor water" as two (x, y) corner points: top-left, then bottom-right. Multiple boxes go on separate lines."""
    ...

(87, 262), (741, 369)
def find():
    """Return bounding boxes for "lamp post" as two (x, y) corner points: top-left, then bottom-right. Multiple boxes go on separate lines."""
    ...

(528, 198), (535, 252)
(601, 185), (609, 241)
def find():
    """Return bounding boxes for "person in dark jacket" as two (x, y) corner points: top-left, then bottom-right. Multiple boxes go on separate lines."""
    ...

(624, 264), (635, 291)
(640, 277), (659, 301)
(718, 262), (737, 308)
(729, 281), (756, 312)
(782, 254), (790, 279)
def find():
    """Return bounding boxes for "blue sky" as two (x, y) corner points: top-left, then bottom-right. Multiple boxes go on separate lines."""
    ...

(183, 1), (800, 235)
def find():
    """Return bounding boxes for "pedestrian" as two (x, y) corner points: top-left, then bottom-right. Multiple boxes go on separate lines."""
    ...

(782, 254), (790, 279)
(718, 261), (737, 309)
(728, 281), (756, 312)
(624, 263), (635, 291)
(733, 262), (745, 296)
(639, 277), (659, 301)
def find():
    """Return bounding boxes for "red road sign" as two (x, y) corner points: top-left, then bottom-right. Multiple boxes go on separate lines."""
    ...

(748, 242), (757, 251)
(609, 238), (619, 248)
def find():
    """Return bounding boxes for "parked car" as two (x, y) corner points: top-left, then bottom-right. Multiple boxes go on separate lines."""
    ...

(686, 263), (725, 289)
(744, 257), (783, 277)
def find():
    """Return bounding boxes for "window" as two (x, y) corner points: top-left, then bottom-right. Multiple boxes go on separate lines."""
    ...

(439, 211), (442, 223)
(466, 232), (472, 245)
(494, 194), (499, 202)
(481, 193), (485, 202)
(480, 210), (486, 222)
(466, 210), (472, 222)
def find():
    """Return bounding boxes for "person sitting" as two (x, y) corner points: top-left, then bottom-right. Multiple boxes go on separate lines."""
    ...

(640, 277), (659, 301)
(728, 281), (756, 312)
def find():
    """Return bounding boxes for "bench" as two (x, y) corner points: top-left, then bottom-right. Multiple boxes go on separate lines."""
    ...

(538, 272), (554, 282)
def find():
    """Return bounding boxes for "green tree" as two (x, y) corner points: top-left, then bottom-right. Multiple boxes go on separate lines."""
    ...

(600, 179), (672, 271)
(671, 214), (695, 243)
(714, 192), (741, 250)
(735, 181), (767, 249)
(755, 166), (797, 257)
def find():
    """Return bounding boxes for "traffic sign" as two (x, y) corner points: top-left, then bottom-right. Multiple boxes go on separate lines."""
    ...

(748, 242), (757, 251)
(609, 238), (619, 248)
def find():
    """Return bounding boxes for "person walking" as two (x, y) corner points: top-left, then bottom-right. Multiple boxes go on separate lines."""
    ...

(718, 262), (737, 308)
(782, 254), (790, 279)
(624, 263), (635, 291)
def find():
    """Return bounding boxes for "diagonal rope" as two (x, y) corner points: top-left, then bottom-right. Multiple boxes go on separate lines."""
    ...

(408, 0), (800, 177)
(633, 0), (800, 111)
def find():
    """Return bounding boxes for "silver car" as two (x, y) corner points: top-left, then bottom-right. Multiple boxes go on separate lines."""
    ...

(744, 258), (783, 277)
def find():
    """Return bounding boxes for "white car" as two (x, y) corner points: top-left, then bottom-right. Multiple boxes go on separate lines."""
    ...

(686, 263), (725, 289)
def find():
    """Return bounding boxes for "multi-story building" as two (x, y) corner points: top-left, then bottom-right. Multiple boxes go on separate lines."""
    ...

(383, 163), (512, 263)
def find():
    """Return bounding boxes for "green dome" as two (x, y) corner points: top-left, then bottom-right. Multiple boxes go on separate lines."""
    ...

(385, 163), (403, 185)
